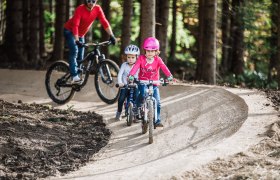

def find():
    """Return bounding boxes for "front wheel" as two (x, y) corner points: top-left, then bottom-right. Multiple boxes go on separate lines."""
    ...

(45, 60), (75, 104)
(95, 59), (120, 104)
(127, 102), (133, 126)
(147, 100), (154, 144)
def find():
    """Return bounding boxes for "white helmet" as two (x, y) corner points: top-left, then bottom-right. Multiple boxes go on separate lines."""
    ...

(124, 44), (140, 55)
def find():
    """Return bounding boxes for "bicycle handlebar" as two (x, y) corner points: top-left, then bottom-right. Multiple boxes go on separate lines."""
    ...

(84, 41), (111, 47)
(116, 83), (137, 88)
(139, 78), (169, 86)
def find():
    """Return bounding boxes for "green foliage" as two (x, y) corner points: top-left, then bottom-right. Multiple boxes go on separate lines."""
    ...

(221, 69), (278, 89)
(44, 10), (55, 42)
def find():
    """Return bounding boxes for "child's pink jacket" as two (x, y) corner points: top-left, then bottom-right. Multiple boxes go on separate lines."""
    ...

(129, 55), (171, 81)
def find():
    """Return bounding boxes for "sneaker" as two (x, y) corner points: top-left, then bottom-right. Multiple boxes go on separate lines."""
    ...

(155, 122), (164, 127)
(71, 75), (82, 84)
(115, 112), (121, 121)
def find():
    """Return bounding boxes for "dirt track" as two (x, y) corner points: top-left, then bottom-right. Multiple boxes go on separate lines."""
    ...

(0, 69), (278, 179)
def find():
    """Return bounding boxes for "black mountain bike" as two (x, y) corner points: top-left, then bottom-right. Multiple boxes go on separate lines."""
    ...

(45, 41), (120, 104)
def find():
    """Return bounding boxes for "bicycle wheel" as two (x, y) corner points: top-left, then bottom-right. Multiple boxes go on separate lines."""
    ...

(127, 102), (133, 126)
(45, 60), (75, 104)
(142, 105), (148, 134)
(147, 100), (154, 144)
(95, 59), (120, 104)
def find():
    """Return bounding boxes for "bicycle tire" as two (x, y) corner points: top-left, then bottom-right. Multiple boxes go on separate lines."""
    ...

(147, 100), (154, 144)
(45, 60), (75, 104)
(94, 59), (120, 104)
(127, 102), (133, 126)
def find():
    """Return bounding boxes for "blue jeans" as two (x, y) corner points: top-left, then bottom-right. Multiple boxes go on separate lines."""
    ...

(64, 29), (85, 77)
(117, 87), (139, 113)
(136, 84), (161, 124)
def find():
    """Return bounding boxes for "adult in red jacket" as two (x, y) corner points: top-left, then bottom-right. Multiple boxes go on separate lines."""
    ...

(64, 0), (116, 83)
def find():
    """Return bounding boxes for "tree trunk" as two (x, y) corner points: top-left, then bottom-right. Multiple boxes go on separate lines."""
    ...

(220, 0), (231, 74)
(195, 0), (205, 80)
(201, 0), (217, 84)
(276, 0), (280, 84)
(169, 0), (177, 61)
(156, 0), (170, 64)
(0, 0), (6, 43)
(4, 0), (27, 66)
(101, 0), (110, 58)
(23, 0), (30, 58)
(76, 0), (84, 7)
(29, 0), (40, 67)
(230, 0), (245, 75)
(268, 0), (278, 82)
(39, 0), (46, 58)
(140, 0), (156, 54)
(52, 0), (66, 61)
(120, 0), (133, 65)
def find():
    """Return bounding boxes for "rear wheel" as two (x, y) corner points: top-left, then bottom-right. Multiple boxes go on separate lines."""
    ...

(45, 60), (75, 104)
(147, 100), (154, 144)
(95, 59), (120, 104)
(127, 102), (133, 126)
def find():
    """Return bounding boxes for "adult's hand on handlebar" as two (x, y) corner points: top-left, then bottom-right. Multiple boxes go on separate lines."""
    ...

(109, 35), (117, 45)
(75, 40), (84, 48)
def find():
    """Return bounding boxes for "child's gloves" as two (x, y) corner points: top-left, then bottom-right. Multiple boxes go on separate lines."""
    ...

(167, 75), (173, 81)
(128, 75), (134, 82)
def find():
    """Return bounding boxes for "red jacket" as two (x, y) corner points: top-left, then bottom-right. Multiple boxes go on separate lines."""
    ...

(64, 4), (109, 37)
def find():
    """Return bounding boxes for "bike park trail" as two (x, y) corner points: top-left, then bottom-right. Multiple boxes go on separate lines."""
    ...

(0, 69), (278, 179)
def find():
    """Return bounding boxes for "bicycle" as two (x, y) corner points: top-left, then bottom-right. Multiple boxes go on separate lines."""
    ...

(45, 41), (120, 105)
(137, 78), (169, 144)
(116, 80), (138, 126)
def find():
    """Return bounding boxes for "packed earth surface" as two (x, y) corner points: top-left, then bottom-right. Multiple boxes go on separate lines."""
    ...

(0, 69), (280, 179)
(0, 100), (111, 179)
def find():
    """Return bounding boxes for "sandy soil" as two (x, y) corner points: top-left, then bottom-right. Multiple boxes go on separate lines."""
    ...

(0, 69), (279, 179)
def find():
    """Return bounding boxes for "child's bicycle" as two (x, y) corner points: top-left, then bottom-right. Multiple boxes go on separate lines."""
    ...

(116, 81), (138, 126)
(137, 78), (169, 144)
(45, 41), (120, 104)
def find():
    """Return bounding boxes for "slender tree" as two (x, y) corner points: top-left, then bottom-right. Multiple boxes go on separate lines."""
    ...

(140, 0), (156, 53)
(169, 0), (177, 61)
(29, 0), (40, 67)
(220, 0), (231, 74)
(230, 0), (245, 75)
(276, 0), (280, 84)
(120, 0), (133, 64)
(52, 0), (66, 61)
(268, 0), (278, 82)
(101, 0), (110, 58)
(201, 0), (217, 84)
(4, 0), (27, 66)
(39, 0), (46, 58)
(195, 0), (205, 80)
(156, 0), (170, 63)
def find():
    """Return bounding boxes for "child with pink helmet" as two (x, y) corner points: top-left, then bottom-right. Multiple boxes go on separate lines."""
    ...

(128, 37), (173, 127)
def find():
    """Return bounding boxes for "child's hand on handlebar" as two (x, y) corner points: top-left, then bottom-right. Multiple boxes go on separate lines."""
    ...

(128, 75), (134, 82)
(167, 75), (173, 82)
(118, 83), (124, 87)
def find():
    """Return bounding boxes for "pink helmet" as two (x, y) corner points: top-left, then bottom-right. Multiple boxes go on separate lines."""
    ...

(143, 37), (160, 50)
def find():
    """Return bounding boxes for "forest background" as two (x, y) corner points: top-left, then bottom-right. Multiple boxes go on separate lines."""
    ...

(0, 0), (280, 89)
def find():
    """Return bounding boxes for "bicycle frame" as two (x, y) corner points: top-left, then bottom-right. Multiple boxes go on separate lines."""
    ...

(59, 41), (112, 89)
(124, 83), (137, 115)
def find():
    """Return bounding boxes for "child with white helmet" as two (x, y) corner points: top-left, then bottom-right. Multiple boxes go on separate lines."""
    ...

(128, 37), (173, 127)
(115, 44), (140, 121)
